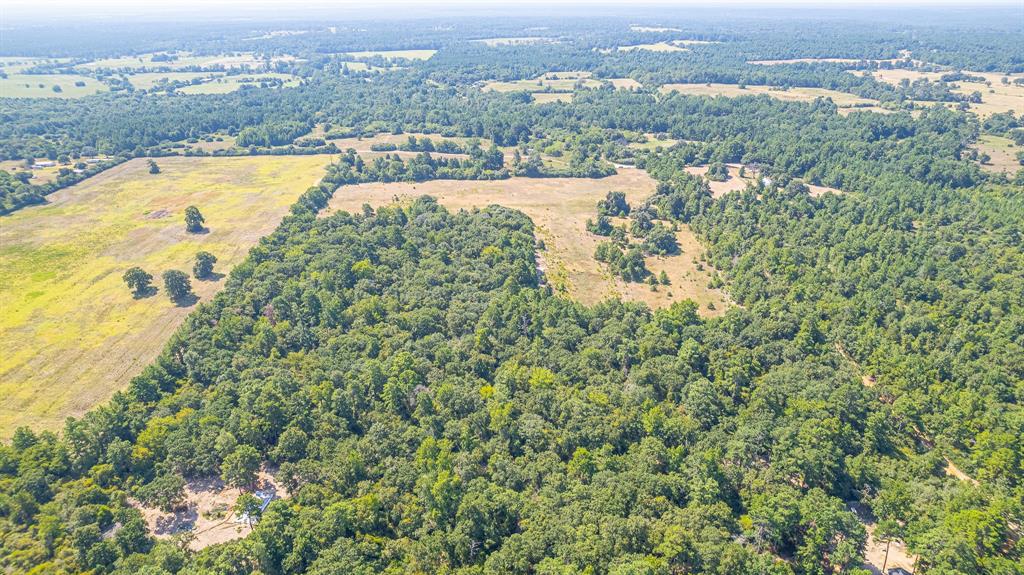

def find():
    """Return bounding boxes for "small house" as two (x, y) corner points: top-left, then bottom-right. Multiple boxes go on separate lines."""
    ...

(887, 568), (913, 575)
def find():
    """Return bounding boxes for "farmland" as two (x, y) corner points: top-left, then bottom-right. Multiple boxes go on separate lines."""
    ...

(323, 168), (730, 313)
(0, 155), (330, 436)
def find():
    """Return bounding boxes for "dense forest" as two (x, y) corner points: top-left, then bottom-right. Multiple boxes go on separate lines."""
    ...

(1, 8), (1022, 575)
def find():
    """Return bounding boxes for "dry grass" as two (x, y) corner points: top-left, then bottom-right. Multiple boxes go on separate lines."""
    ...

(0, 156), (330, 437)
(660, 83), (877, 109)
(482, 75), (603, 93)
(80, 52), (295, 71)
(974, 134), (1019, 174)
(870, 69), (1024, 117)
(132, 469), (285, 551)
(629, 26), (682, 33)
(323, 168), (729, 315)
(616, 42), (689, 53)
(475, 37), (552, 46)
(344, 49), (436, 60)
(0, 73), (107, 98)
(608, 78), (643, 90)
(532, 92), (574, 104)
(684, 165), (752, 197)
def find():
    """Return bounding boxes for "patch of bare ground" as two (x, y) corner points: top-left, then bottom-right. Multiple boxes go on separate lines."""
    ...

(684, 164), (753, 197)
(850, 501), (918, 575)
(608, 78), (642, 90)
(323, 168), (730, 314)
(132, 469), (286, 551)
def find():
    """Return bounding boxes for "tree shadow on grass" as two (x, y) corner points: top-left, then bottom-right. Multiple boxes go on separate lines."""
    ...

(172, 293), (200, 307)
(197, 272), (225, 282)
(187, 227), (210, 235)
(132, 286), (158, 299)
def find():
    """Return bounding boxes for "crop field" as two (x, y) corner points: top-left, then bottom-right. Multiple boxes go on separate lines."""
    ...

(974, 134), (1019, 174)
(344, 49), (437, 60)
(660, 82), (878, 109)
(0, 155), (331, 437)
(0, 73), (108, 98)
(323, 168), (730, 314)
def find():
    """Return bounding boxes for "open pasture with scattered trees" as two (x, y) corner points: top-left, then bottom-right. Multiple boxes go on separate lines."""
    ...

(0, 155), (329, 435)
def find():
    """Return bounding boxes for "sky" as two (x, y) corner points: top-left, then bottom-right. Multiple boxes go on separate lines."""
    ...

(2, 0), (1020, 24)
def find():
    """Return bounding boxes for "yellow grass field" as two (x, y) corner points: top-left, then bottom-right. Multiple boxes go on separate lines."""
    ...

(0, 74), (108, 98)
(974, 135), (1019, 174)
(483, 74), (603, 93)
(79, 52), (295, 71)
(869, 69), (1024, 117)
(615, 42), (688, 53)
(175, 73), (301, 94)
(345, 49), (437, 60)
(660, 83), (877, 109)
(608, 78), (643, 90)
(475, 37), (551, 46)
(125, 71), (223, 90)
(0, 156), (331, 437)
(323, 168), (730, 314)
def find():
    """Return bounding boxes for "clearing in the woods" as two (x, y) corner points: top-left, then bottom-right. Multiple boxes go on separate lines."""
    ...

(0, 155), (331, 437)
(323, 168), (730, 315)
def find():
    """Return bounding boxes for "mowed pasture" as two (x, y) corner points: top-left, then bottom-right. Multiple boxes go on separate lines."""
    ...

(660, 83), (878, 109)
(0, 74), (108, 98)
(0, 156), (330, 437)
(323, 168), (730, 314)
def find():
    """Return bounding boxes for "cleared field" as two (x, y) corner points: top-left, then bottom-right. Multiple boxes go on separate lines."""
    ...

(660, 83), (877, 108)
(628, 134), (678, 151)
(0, 74), (107, 98)
(974, 135), (1019, 174)
(175, 73), (300, 94)
(870, 69), (1024, 117)
(483, 74), (603, 93)
(345, 49), (437, 60)
(125, 71), (222, 90)
(475, 37), (551, 46)
(0, 57), (72, 73)
(630, 26), (682, 33)
(750, 57), (876, 65)
(608, 78), (643, 89)
(0, 156), (331, 437)
(616, 42), (688, 53)
(686, 164), (843, 197)
(323, 168), (729, 314)
(532, 93), (573, 104)
(79, 52), (293, 71)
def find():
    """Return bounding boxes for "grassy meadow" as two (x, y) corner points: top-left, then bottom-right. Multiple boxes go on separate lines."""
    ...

(323, 168), (730, 315)
(0, 155), (330, 436)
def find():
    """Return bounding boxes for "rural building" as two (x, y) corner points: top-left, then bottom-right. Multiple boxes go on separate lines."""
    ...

(887, 568), (913, 575)
(33, 161), (56, 168)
